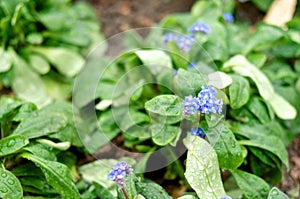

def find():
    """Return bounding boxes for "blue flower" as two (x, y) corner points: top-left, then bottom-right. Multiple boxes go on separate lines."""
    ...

(187, 62), (196, 69)
(176, 35), (195, 52)
(188, 22), (211, 34)
(108, 161), (133, 186)
(197, 86), (223, 114)
(222, 13), (234, 22)
(190, 127), (205, 138)
(220, 196), (232, 199)
(163, 33), (178, 43)
(182, 95), (199, 115)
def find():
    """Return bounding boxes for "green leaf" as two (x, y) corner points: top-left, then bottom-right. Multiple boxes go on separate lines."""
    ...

(93, 182), (115, 199)
(10, 50), (50, 107)
(223, 55), (297, 120)
(119, 175), (138, 199)
(0, 48), (12, 72)
(231, 169), (269, 199)
(135, 50), (172, 75)
(136, 180), (172, 199)
(0, 134), (29, 156)
(229, 75), (250, 109)
(152, 125), (180, 146)
(267, 187), (289, 199)
(174, 69), (206, 97)
(246, 97), (271, 124)
(12, 111), (67, 139)
(232, 122), (289, 169)
(145, 95), (182, 124)
(23, 142), (57, 161)
(0, 96), (22, 121)
(28, 54), (50, 75)
(27, 47), (84, 77)
(206, 121), (244, 169)
(208, 71), (232, 89)
(0, 168), (23, 199)
(183, 136), (226, 199)
(20, 152), (81, 199)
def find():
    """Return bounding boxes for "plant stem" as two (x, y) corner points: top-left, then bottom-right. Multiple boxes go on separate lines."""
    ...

(121, 187), (129, 199)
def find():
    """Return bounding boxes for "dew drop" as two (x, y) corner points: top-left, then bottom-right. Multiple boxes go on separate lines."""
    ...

(0, 187), (8, 193)
(1, 172), (7, 178)
(231, 140), (236, 148)
(7, 178), (15, 185)
(7, 139), (16, 147)
(271, 189), (279, 195)
(152, 196), (158, 199)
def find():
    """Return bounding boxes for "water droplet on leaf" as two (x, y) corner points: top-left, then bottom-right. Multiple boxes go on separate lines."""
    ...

(7, 139), (16, 147)
(7, 178), (15, 185)
(0, 187), (8, 193)
(1, 172), (7, 178)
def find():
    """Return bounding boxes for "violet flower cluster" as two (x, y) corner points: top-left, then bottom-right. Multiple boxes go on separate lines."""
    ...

(163, 21), (211, 52)
(190, 127), (206, 138)
(182, 85), (223, 115)
(108, 161), (133, 187)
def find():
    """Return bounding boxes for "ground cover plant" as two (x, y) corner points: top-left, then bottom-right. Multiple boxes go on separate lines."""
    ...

(1, 0), (300, 198)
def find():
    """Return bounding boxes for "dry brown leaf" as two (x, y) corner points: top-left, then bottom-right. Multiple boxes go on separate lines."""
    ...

(263, 0), (297, 27)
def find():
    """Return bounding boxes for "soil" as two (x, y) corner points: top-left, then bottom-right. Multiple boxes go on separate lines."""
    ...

(80, 0), (299, 198)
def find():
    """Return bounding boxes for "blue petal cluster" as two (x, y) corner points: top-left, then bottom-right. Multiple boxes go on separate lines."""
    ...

(222, 13), (234, 22)
(163, 33), (178, 43)
(198, 86), (223, 114)
(182, 95), (199, 115)
(182, 86), (223, 115)
(176, 35), (195, 52)
(108, 161), (133, 186)
(220, 196), (232, 199)
(190, 127), (205, 138)
(188, 22), (211, 34)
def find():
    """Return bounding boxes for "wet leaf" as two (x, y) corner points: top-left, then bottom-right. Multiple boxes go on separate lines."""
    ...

(0, 134), (29, 157)
(0, 168), (23, 199)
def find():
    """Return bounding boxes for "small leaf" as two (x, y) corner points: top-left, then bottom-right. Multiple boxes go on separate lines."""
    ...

(183, 136), (226, 199)
(208, 71), (232, 89)
(22, 143), (56, 161)
(152, 125), (180, 146)
(0, 48), (12, 72)
(246, 97), (271, 124)
(145, 95), (182, 124)
(27, 47), (84, 77)
(0, 168), (23, 199)
(174, 69), (206, 97)
(135, 50), (172, 75)
(28, 54), (50, 75)
(21, 152), (81, 199)
(229, 75), (250, 109)
(0, 134), (29, 157)
(267, 187), (289, 199)
(136, 180), (172, 199)
(231, 169), (269, 199)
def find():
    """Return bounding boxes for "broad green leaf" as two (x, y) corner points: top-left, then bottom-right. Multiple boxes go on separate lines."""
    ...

(251, 0), (273, 12)
(20, 176), (57, 195)
(145, 95), (182, 124)
(12, 112), (67, 139)
(243, 24), (283, 54)
(135, 50), (172, 75)
(183, 136), (226, 199)
(152, 125), (180, 146)
(10, 50), (50, 107)
(28, 54), (50, 75)
(0, 134), (29, 156)
(174, 69), (206, 97)
(231, 169), (269, 199)
(12, 163), (43, 177)
(0, 96), (22, 121)
(267, 187), (289, 199)
(0, 48), (12, 72)
(0, 168), (23, 199)
(208, 71), (232, 89)
(229, 75), (250, 109)
(136, 180), (172, 199)
(27, 47), (84, 77)
(232, 122), (289, 168)
(206, 122), (244, 169)
(191, 0), (221, 21)
(223, 55), (296, 119)
(21, 152), (81, 199)
(93, 182), (115, 199)
(23, 143), (57, 161)
(246, 97), (271, 124)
